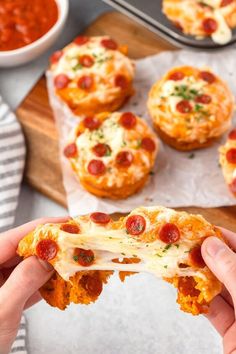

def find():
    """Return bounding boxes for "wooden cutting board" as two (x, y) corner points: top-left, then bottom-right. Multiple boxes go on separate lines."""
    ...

(16, 11), (236, 230)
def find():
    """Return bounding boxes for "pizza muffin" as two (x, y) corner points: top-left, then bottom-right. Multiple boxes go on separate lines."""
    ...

(147, 65), (234, 151)
(49, 36), (135, 116)
(219, 128), (236, 196)
(63, 111), (158, 199)
(17, 206), (223, 315)
(162, 0), (236, 45)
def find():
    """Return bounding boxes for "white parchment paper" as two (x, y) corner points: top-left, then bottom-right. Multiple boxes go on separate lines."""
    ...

(47, 50), (236, 216)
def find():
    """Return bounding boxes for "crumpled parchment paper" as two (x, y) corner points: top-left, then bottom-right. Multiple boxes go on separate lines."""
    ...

(47, 50), (236, 216)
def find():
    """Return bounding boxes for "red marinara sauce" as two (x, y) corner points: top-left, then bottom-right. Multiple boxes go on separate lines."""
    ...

(0, 0), (58, 51)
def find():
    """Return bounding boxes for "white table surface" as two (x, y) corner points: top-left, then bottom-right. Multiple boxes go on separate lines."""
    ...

(1, 0), (222, 353)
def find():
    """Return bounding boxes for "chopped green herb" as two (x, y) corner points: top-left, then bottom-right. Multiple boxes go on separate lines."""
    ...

(188, 153), (195, 159)
(73, 255), (79, 262)
(121, 252), (126, 256)
(72, 63), (83, 71)
(164, 244), (172, 251)
(164, 265), (168, 269)
(156, 253), (163, 258)
(149, 171), (155, 176)
(194, 104), (203, 112)
(132, 254), (138, 258)
(172, 85), (200, 101)
(175, 244), (180, 248)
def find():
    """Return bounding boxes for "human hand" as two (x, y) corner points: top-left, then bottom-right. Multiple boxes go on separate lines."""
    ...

(0, 217), (68, 354)
(202, 228), (236, 354)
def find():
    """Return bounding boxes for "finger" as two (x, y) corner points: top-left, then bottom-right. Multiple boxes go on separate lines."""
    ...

(24, 291), (42, 310)
(202, 237), (236, 306)
(0, 256), (53, 321)
(0, 255), (22, 269)
(0, 216), (69, 264)
(219, 227), (236, 252)
(205, 295), (235, 336)
(221, 286), (233, 308)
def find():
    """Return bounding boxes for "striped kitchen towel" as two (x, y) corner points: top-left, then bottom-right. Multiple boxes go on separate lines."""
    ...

(0, 96), (27, 354)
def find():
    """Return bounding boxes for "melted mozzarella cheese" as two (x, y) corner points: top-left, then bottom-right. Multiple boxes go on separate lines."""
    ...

(31, 207), (213, 282)
(211, 9), (232, 44)
(157, 76), (206, 114)
(76, 113), (124, 164)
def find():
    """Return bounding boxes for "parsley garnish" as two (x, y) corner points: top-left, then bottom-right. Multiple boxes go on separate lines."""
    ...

(172, 85), (199, 100)
(72, 63), (83, 71)
(188, 153), (195, 159)
(73, 255), (79, 262)
(164, 265), (168, 269)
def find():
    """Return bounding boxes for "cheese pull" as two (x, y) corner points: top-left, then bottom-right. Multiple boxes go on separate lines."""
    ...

(17, 206), (223, 315)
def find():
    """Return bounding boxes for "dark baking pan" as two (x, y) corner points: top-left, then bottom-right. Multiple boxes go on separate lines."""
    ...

(102, 0), (236, 49)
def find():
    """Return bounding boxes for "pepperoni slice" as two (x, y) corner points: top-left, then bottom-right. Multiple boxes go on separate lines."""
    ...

(92, 143), (111, 157)
(228, 129), (236, 140)
(173, 21), (183, 31)
(74, 36), (89, 45)
(188, 246), (206, 268)
(199, 71), (216, 84)
(141, 137), (156, 152)
(159, 223), (180, 244)
(119, 112), (137, 129)
(195, 94), (212, 104)
(83, 116), (101, 130)
(79, 55), (94, 68)
(73, 248), (94, 266)
(202, 18), (218, 34)
(169, 71), (185, 81)
(90, 212), (111, 224)
(63, 143), (77, 158)
(77, 75), (93, 90)
(226, 148), (236, 164)
(221, 0), (233, 7)
(54, 74), (70, 89)
(126, 215), (146, 235)
(80, 275), (103, 297)
(88, 160), (106, 175)
(101, 38), (118, 50)
(116, 151), (133, 167)
(114, 74), (128, 89)
(60, 224), (80, 233)
(229, 178), (236, 194)
(176, 100), (192, 113)
(36, 239), (58, 261)
(50, 50), (63, 64)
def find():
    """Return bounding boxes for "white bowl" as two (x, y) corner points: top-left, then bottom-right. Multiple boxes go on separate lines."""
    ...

(0, 0), (69, 68)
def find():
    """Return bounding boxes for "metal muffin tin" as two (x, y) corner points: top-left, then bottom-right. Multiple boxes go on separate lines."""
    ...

(102, 0), (236, 49)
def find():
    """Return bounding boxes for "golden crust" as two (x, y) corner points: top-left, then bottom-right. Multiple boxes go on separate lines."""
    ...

(148, 65), (234, 150)
(17, 206), (224, 315)
(154, 124), (217, 151)
(65, 111), (158, 199)
(219, 128), (236, 196)
(50, 36), (135, 116)
(162, 0), (236, 42)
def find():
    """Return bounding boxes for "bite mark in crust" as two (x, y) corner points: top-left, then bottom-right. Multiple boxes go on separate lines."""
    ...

(147, 66), (234, 151)
(17, 206), (224, 315)
(49, 36), (135, 116)
(63, 112), (158, 199)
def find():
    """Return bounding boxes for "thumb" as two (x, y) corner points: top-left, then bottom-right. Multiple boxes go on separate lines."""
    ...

(202, 237), (236, 305)
(0, 256), (53, 320)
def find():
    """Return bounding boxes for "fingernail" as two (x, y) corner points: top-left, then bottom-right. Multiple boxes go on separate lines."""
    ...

(38, 258), (54, 272)
(205, 237), (226, 258)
